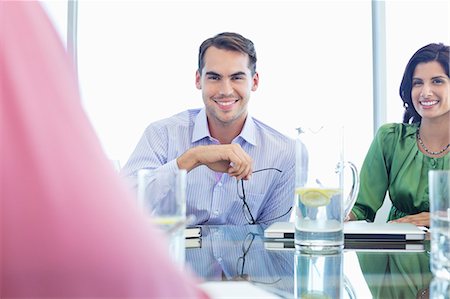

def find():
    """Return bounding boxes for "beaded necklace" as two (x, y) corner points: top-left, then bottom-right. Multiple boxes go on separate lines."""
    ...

(416, 131), (450, 156)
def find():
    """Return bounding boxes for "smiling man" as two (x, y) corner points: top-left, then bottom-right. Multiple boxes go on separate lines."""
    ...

(122, 32), (295, 225)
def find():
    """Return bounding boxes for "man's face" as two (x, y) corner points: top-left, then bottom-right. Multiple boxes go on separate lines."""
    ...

(196, 46), (259, 129)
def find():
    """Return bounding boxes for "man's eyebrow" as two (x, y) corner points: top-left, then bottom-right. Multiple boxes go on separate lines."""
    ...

(230, 71), (247, 77)
(205, 71), (221, 77)
(204, 71), (248, 78)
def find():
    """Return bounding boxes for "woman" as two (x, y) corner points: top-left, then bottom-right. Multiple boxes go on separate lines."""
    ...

(349, 43), (450, 227)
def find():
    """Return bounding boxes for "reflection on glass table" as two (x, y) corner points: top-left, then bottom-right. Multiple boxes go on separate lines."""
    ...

(356, 246), (432, 298)
(184, 225), (434, 299)
(185, 225), (294, 296)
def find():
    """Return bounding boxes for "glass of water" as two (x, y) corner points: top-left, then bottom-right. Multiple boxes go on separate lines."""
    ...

(430, 277), (450, 298)
(137, 168), (187, 265)
(429, 170), (450, 280)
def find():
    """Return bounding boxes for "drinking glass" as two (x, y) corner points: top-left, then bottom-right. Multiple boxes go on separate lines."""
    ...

(429, 170), (450, 280)
(137, 168), (187, 265)
(294, 125), (359, 253)
(429, 277), (450, 298)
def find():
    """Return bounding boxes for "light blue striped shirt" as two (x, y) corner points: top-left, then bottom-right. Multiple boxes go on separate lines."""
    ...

(121, 108), (295, 225)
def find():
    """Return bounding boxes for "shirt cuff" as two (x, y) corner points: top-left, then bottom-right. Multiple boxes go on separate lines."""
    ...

(163, 159), (181, 174)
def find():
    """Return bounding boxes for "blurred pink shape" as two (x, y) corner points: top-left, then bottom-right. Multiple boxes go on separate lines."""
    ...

(0, 2), (207, 298)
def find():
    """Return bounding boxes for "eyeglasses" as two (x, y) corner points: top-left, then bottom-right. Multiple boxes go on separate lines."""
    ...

(234, 233), (281, 284)
(235, 233), (256, 280)
(237, 168), (292, 224)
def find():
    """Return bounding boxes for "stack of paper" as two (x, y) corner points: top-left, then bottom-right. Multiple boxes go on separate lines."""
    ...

(185, 226), (202, 249)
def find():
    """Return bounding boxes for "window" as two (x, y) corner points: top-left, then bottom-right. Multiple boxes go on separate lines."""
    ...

(385, 0), (450, 123)
(77, 1), (373, 169)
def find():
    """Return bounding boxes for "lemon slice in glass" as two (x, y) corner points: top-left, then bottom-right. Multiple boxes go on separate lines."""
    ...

(296, 187), (340, 207)
(301, 291), (331, 299)
(152, 216), (184, 227)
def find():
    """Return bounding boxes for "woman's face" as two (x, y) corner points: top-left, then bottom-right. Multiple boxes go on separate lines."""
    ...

(411, 61), (450, 122)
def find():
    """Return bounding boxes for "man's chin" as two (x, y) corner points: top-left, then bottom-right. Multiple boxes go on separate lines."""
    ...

(206, 107), (247, 124)
(219, 112), (248, 126)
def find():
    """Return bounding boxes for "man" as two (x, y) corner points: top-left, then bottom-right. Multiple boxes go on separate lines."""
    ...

(122, 32), (295, 225)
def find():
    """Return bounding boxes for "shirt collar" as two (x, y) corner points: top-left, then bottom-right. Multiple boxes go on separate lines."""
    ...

(192, 108), (257, 146)
(192, 108), (210, 143)
(405, 123), (420, 139)
(238, 114), (257, 146)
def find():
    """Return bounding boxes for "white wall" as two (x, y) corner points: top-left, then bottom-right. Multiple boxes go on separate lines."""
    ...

(385, 0), (450, 124)
(77, 0), (374, 171)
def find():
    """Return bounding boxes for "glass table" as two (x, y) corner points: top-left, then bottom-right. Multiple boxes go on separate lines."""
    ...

(184, 225), (449, 298)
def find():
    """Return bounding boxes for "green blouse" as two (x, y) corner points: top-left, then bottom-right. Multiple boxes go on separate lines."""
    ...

(352, 123), (450, 222)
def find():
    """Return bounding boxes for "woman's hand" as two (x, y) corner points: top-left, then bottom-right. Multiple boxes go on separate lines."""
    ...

(389, 212), (430, 227)
(344, 211), (357, 222)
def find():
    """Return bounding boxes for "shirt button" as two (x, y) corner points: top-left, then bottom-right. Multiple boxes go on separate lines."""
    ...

(430, 159), (437, 168)
(217, 257), (223, 263)
(218, 182), (222, 187)
(213, 210), (219, 216)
